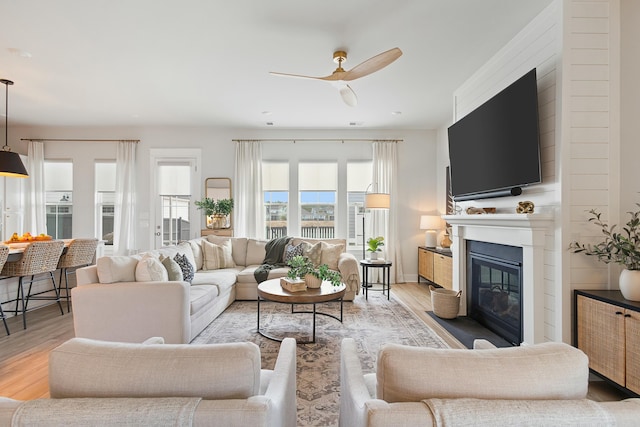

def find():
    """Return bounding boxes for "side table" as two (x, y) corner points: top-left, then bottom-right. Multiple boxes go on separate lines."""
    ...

(360, 259), (392, 300)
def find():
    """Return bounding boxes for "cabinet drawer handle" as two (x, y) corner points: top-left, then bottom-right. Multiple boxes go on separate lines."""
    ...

(615, 311), (623, 315)
(624, 314), (631, 318)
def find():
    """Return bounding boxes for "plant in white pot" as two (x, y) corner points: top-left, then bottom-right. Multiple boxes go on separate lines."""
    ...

(366, 236), (385, 260)
(569, 205), (640, 301)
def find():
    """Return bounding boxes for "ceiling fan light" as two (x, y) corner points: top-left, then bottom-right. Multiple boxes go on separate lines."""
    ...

(339, 84), (358, 107)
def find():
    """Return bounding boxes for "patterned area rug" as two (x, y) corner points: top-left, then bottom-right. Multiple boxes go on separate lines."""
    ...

(192, 292), (448, 426)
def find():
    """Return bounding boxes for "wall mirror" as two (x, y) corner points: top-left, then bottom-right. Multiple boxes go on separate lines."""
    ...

(205, 177), (233, 228)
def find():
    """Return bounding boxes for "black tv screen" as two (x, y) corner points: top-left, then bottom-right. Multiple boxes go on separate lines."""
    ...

(447, 68), (541, 201)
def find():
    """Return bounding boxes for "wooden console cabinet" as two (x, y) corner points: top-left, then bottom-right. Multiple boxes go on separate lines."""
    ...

(418, 246), (452, 290)
(575, 290), (640, 395)
(201, 228), (233, 237)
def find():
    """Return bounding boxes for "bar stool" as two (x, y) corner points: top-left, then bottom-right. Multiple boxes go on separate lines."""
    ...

(57, 238), (99, 312)
(1, 240), (65, 330)
(0, 246), (11, 335)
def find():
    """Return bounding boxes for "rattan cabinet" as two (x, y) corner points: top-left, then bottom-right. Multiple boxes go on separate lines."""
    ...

(575, 290), (640, 395)
(418, 247), (452, 290)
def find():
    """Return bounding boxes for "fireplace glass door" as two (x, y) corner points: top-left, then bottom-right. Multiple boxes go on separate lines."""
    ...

(467, 241), (522, 345)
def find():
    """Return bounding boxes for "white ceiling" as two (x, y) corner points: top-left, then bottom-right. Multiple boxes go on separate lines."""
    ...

(0, 0), (553, 130)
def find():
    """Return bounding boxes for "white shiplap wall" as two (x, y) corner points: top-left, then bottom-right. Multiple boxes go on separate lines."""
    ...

(565, 0), (619, 336)
(450, 1), (562, 342)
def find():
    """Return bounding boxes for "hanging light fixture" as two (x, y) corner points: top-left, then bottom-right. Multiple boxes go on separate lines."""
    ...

(0, 79), (28, 178)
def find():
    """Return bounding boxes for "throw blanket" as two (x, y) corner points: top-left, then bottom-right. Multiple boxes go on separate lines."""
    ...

(423, 397), (616, 427)
(12, 397), (202, 427)
(254, 236), (292, 283)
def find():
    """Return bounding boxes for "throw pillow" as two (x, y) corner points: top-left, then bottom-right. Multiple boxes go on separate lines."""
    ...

(174, 253), (195, 283)
(302, 241), (322, 267)
(96, 256), (139, 283)
(283, 243), (304, 263)
(202, 239), (236, 270)
(320, 242), (344, 271)
(159, 255), (184, 281)
(135, 255), (169, 282)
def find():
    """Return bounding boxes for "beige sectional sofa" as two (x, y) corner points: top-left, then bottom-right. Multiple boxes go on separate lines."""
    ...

(72, 236), (360, 344)
(340, 338), (640, 426)
(0, 336), (297, 427)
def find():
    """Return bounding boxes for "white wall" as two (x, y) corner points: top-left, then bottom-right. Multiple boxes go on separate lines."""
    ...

(12, 126), (437, 281)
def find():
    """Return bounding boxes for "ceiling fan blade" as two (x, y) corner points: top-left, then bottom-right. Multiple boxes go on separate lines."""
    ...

(339, 84), (358, 107)
(342, 47), (403, 81)
(269, 71), (332, 81)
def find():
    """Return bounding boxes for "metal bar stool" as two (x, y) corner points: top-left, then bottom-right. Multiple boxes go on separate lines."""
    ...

(0, 246), (11, 335)
(1, 240), (65, 330)
(57, 238), (99, 312)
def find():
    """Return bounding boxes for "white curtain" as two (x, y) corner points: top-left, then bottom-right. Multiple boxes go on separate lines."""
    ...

(113, 141), (137, 255)
(24, 141), (47, 234)
(372, 141), (404, 283)
(234, 141), (263, 239)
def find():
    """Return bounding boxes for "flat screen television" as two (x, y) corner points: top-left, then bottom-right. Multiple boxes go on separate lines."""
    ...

(447, 68), (541, 201)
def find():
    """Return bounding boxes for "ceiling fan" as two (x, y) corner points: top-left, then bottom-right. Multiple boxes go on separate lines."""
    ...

(270, 47), (402, 107)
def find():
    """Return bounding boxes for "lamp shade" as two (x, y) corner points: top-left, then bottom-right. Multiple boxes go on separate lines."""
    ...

(0, 150), (28, 178)
(419, 215), (442, 230)
(365, 193), (390, 209)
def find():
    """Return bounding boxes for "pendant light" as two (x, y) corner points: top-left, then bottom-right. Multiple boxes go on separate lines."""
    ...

(0, 79), (28, 178)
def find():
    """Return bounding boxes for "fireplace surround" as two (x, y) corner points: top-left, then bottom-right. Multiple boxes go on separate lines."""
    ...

(443, 213), (553, 345)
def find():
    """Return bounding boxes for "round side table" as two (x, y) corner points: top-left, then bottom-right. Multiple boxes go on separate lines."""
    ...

(359, 259), (392, 300)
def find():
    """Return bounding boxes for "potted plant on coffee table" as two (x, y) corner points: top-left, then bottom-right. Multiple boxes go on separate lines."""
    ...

(286, 255), (342, 289)
(569, 204), (640, 301)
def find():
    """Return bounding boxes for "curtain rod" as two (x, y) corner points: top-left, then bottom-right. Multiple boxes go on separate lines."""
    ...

(232, 138), (402, 143)
(20, 138), (139, 143)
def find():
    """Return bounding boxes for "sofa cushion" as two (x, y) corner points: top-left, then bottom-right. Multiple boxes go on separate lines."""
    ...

(96, 256), (139, 284)
(174, 253), (195, 283)
(187, 238), (206, 271)
(320, 242), (344, 270)
(236, 266), (289, 283)
(301, 241), (322, 266)
(49, 338), (262, 400)
(206, 236), (248, 267)
(160, 255), (183, 281)
(283, 243), (304, 263)
(135, 255), (169, 282)
(246, 239), (267, 265)
(191, 270), (238, 292)
(189, 285), (220, 314)
(376, 342), (589, 403)
(202, 239), (235, 270)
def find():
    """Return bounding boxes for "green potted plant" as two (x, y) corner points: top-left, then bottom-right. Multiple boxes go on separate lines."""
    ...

(195, 198), (234, 229)
(366, 236), (385, 260)
(286, 255), (342, 288)
(569, 204), (640, 301)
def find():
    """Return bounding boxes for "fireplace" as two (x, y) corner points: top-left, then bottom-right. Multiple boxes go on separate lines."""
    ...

(467, 240), (522, 345)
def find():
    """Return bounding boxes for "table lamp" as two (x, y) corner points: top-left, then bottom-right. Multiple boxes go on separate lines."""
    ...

(420, 215), (441, 248)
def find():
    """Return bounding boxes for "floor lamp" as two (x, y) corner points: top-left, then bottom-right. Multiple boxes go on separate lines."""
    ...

(362, 191), (390, 260)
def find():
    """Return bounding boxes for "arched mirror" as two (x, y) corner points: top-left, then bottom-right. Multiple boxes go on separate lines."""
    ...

(205, 177), (233, 229)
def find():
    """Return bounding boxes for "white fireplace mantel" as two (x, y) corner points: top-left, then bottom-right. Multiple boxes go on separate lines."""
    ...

(442, 213), (554, 344)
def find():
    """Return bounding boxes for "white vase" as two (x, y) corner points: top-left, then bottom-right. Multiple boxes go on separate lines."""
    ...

(305, 274), (322, 289)
(619, 269), (640, 301)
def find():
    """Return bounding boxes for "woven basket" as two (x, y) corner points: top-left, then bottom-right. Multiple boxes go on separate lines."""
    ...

(430, 285), (462, 319)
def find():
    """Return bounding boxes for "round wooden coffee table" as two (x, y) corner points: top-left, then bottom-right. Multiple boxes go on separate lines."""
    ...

(257, 278), (346, 344)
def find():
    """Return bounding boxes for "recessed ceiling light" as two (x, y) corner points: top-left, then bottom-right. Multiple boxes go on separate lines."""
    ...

(266, 122), (274, 126)
(391, 111), (402, 115)
(349, 121), (364, 126)
(262, 111), (272, 115)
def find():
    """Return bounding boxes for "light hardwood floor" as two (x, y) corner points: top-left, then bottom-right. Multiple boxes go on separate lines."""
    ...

(0, 282), (628, 402)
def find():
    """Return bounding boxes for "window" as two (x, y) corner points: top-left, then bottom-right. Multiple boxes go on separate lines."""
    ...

(157, 162), (191, 246)
(347, 161), (372, 250)
(299, 162), (336, 239)
(45, 161), (73, 239)
(95, 161), (115, 244)
(263, 162), (289, 239)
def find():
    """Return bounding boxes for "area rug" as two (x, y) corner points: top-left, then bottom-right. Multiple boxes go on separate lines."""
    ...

(192, 292), (448, 427)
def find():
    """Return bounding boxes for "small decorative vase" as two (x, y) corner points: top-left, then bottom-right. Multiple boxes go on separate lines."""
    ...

(305, 274), (322, 289)
(210, 214), (227, 229)
(619, 269), (640, 301)
(369, 252), (378, 260)
(440, 232), (452, 249)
